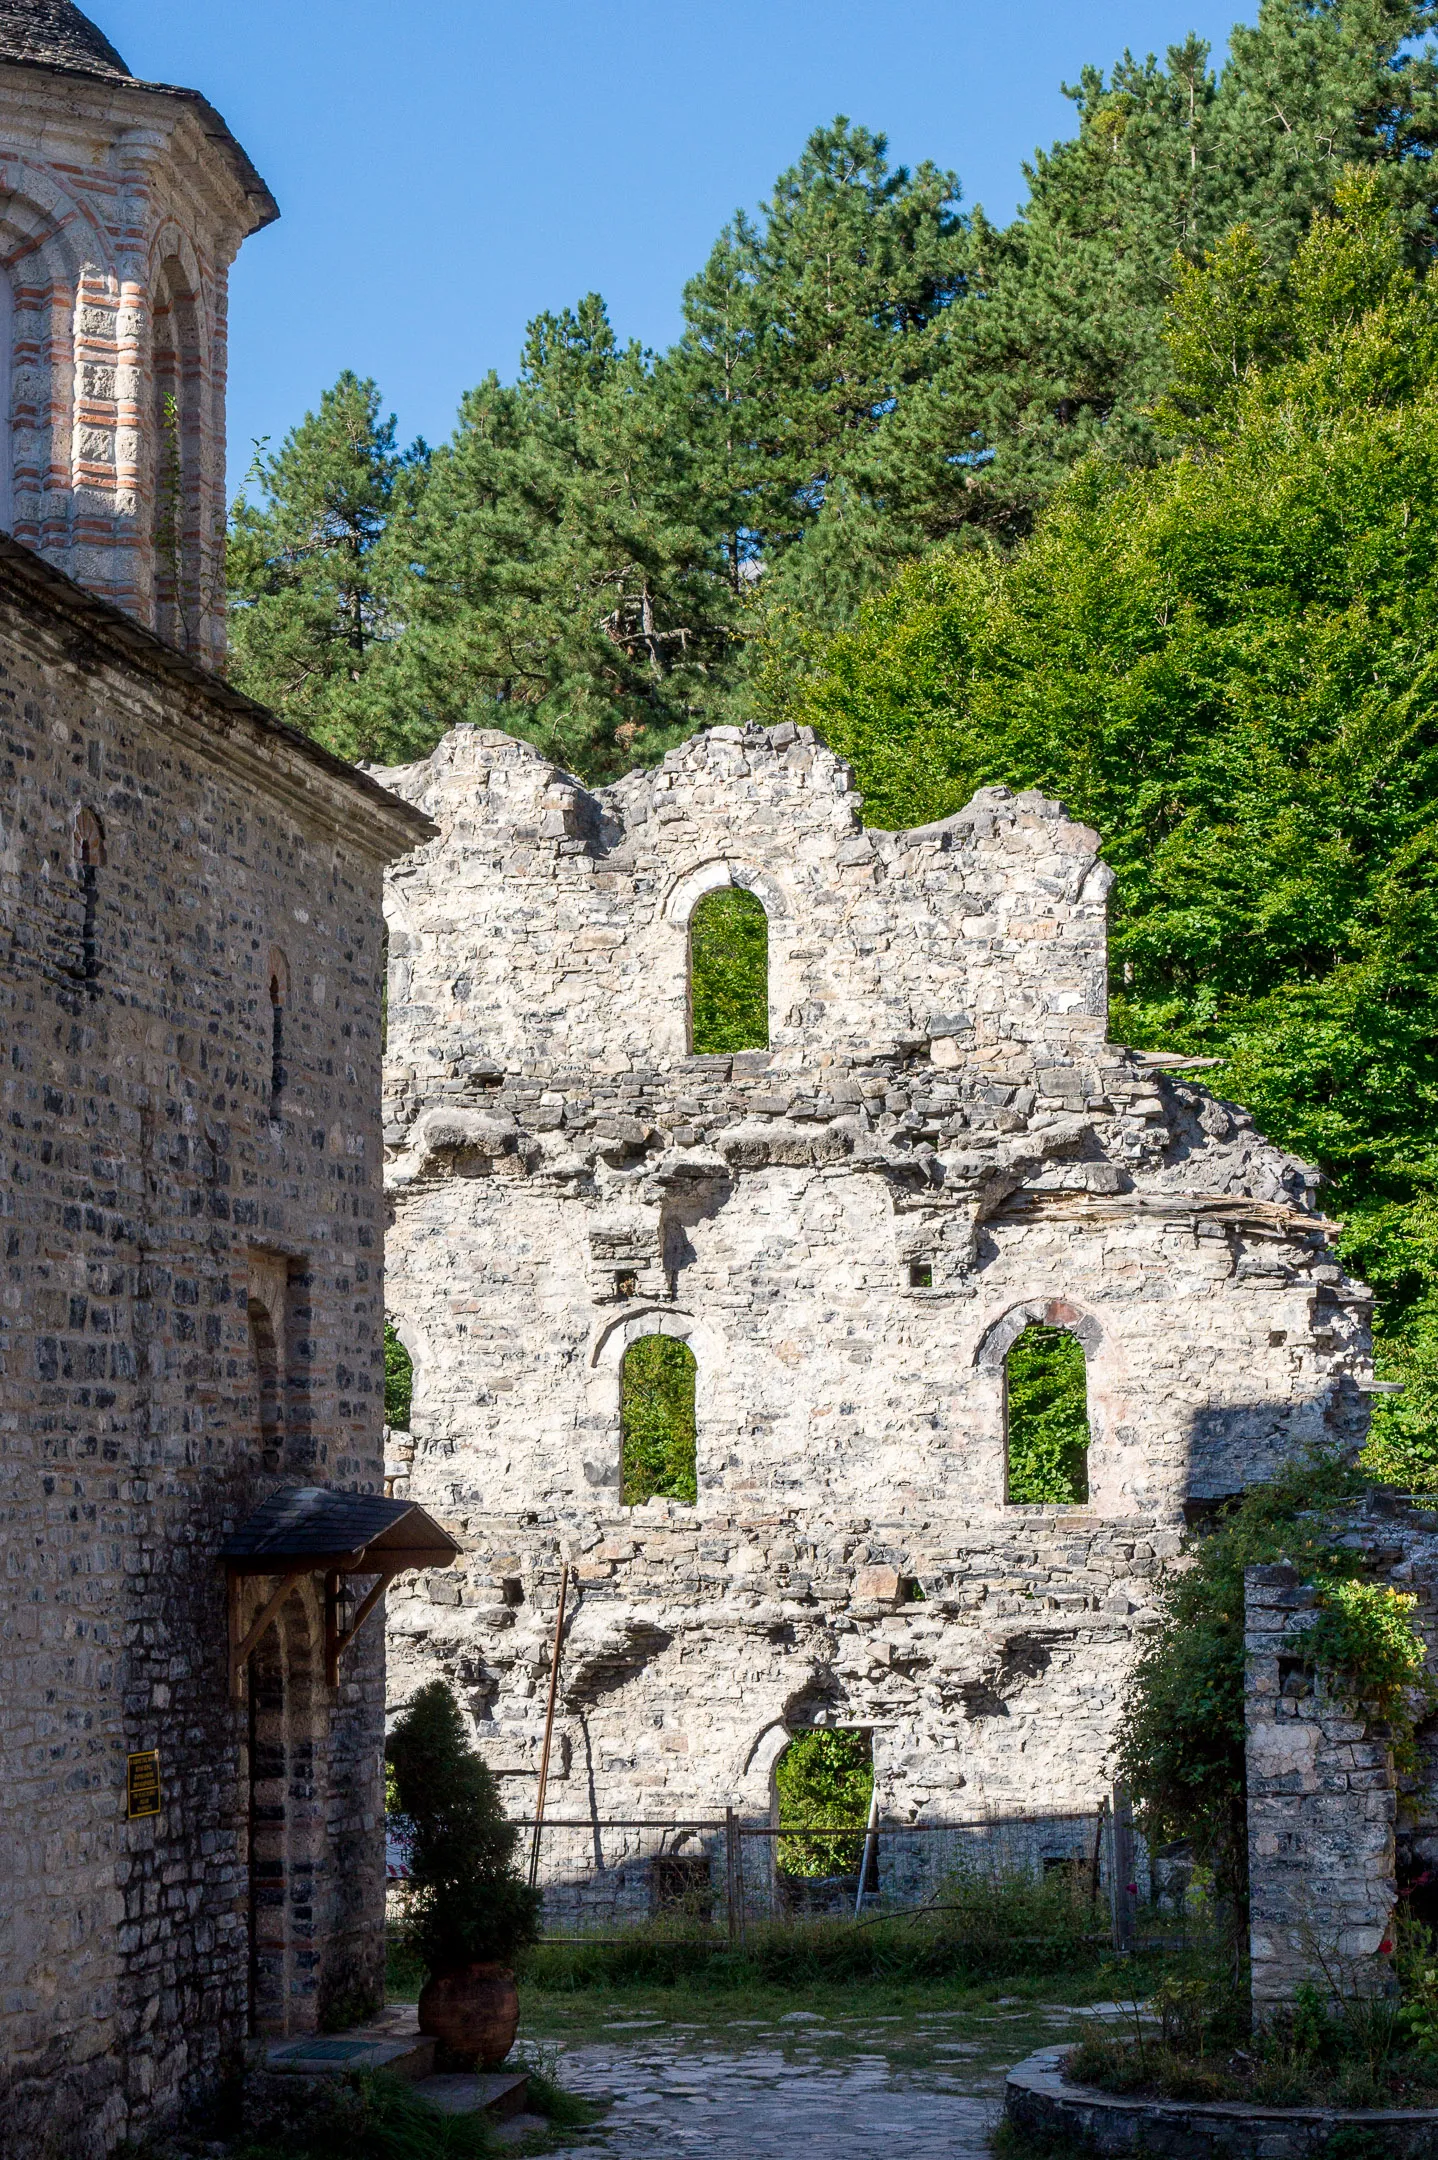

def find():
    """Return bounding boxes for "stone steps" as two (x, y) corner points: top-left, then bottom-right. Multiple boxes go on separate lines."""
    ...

(264, 2004), (531, 2118)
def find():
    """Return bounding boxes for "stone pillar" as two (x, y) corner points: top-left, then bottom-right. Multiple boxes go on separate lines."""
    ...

(1245, 1562), (1396, 2017)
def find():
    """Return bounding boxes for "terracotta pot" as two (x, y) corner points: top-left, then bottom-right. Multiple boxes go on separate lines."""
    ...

(417, 1962), (520, 2068)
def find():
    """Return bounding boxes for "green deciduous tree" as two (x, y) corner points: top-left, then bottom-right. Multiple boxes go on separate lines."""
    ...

(688, 887), (769, 1053)
(775, 1728), (874, 1879)
(789, 175), (1438, 1485)
(227, 372), (428, 758)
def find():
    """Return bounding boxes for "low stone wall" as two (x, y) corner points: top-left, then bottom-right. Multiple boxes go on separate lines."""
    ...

(1005, 2047), (1438, 2158)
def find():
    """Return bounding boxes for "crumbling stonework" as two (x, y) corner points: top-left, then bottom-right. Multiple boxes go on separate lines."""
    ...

(379, 722), (1379, 1829)
(1245, 1502), (1438, 2015)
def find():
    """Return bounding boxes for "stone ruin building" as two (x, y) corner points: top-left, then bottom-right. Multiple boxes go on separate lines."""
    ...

(377, 721), (1385, 1912)
(0, 8), (447, 2155)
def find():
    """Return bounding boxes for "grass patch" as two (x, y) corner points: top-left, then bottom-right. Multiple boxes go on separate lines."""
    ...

(517, 1866), (1106, 1993)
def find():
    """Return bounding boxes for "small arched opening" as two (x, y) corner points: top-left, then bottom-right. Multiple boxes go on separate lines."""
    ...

(1005, 1322), (1091, 1504)
(620, 1334), (697, 1506)
(688, 884), (769, 1054)
(268, 947), (289, 1116)
(773, 1728), (876, 1911)
(248, 1295), (282, 1468)
(73, 807), (105, 988)
(150, 256), (202, 649)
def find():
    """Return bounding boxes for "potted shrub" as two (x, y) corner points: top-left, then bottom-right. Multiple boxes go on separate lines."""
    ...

(387, 1680), (542, 2067)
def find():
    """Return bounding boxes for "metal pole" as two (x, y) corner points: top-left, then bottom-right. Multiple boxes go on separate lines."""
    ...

(528, 1561), (570, 1890)
(1110, 1782), (1135, 1954)
(854, 1780), (880, 1920)
(1090, 1798), (1108, 1909)
(725, 1807), (738, 1942)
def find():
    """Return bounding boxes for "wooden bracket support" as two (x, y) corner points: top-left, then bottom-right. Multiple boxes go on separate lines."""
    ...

(228, 1567), (307, 1700)
(325, 1568), (400, 1688)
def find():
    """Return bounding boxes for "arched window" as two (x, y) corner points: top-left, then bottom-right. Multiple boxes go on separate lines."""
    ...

(620, 1335), (697, 1506)
(1005, 1323), (1091, 1504)
(774, 1729), (877, 1894)
(267, 947), (289, 1116)
(150, 258), (201, 650)
(74, 807), (105, 988)
(248, 1295), (282, 1467)
(689, 886), (768, 1055)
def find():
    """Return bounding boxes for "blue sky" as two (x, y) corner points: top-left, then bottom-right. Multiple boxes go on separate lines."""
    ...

(100, 1), (1257, 488)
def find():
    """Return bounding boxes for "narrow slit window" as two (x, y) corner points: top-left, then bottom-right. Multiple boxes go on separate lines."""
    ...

(1005, 1322), (1090, 1504)
(268, 949), (288, 1115)
(620, 1335), (697, 1506)
(689, 885), (769, 1054)
(74, 809), (106, 989)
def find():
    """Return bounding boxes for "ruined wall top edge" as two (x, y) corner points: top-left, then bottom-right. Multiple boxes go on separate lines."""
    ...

(373, 721), (1112, 1078)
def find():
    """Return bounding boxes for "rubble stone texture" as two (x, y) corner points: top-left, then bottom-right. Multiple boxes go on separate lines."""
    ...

(378, 722), (1378, 1838)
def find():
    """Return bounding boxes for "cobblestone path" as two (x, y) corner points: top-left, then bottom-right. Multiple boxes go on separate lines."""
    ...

(547, 2011), (1012, 2158)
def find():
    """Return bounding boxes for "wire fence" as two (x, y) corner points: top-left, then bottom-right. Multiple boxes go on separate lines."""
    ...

(493, 1803), (1145, 1942)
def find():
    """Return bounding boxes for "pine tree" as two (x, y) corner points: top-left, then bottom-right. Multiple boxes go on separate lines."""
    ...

(897, 3), (1438, 545)
(373, 296), (739, 780)
(672, 118), (966, 627)
(227, 372), (427, 759)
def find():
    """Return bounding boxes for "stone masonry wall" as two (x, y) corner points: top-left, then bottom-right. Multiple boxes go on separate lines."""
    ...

(0, 555), (425, 2158)
(379, 722), (1379, 1849)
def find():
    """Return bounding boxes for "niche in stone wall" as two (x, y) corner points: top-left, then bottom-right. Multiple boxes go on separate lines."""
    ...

(620, 1336), (697, 1506)
(1005, 1323), (1091, 1504)
(689, 885), (769, 1054)
(150, 255), (202, 651)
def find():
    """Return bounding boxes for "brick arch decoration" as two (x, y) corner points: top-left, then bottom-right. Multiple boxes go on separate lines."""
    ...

(974, 1296), (1106, 1371)
(0, 160), (120, 549)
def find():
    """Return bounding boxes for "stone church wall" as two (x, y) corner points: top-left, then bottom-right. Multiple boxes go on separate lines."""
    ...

(0, 548), (423, 2157)
(379, 723), (1378, 1837)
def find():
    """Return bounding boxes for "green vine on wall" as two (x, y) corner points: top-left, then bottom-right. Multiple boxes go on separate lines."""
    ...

(1114, 1453), (1433, 1933)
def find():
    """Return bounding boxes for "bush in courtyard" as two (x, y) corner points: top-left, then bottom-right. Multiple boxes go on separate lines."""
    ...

(386, 1680), (541, 1975)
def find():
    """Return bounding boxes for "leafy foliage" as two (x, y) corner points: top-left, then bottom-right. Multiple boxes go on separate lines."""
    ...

(386, 1681), (541, 1975)
(688, 887), (769, 1054)
(774, 1728), (874, 1878)
(1005, 1325), (1091, 1504)
(384, 1321), (413, 1432)
(792, 175), (1438, 1486)
(234, 7), (1438, 769)
(620, 1336), (697, 1506)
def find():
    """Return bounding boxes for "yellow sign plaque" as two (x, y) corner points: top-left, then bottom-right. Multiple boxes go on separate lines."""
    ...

(126, 1749), (161, 1819)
